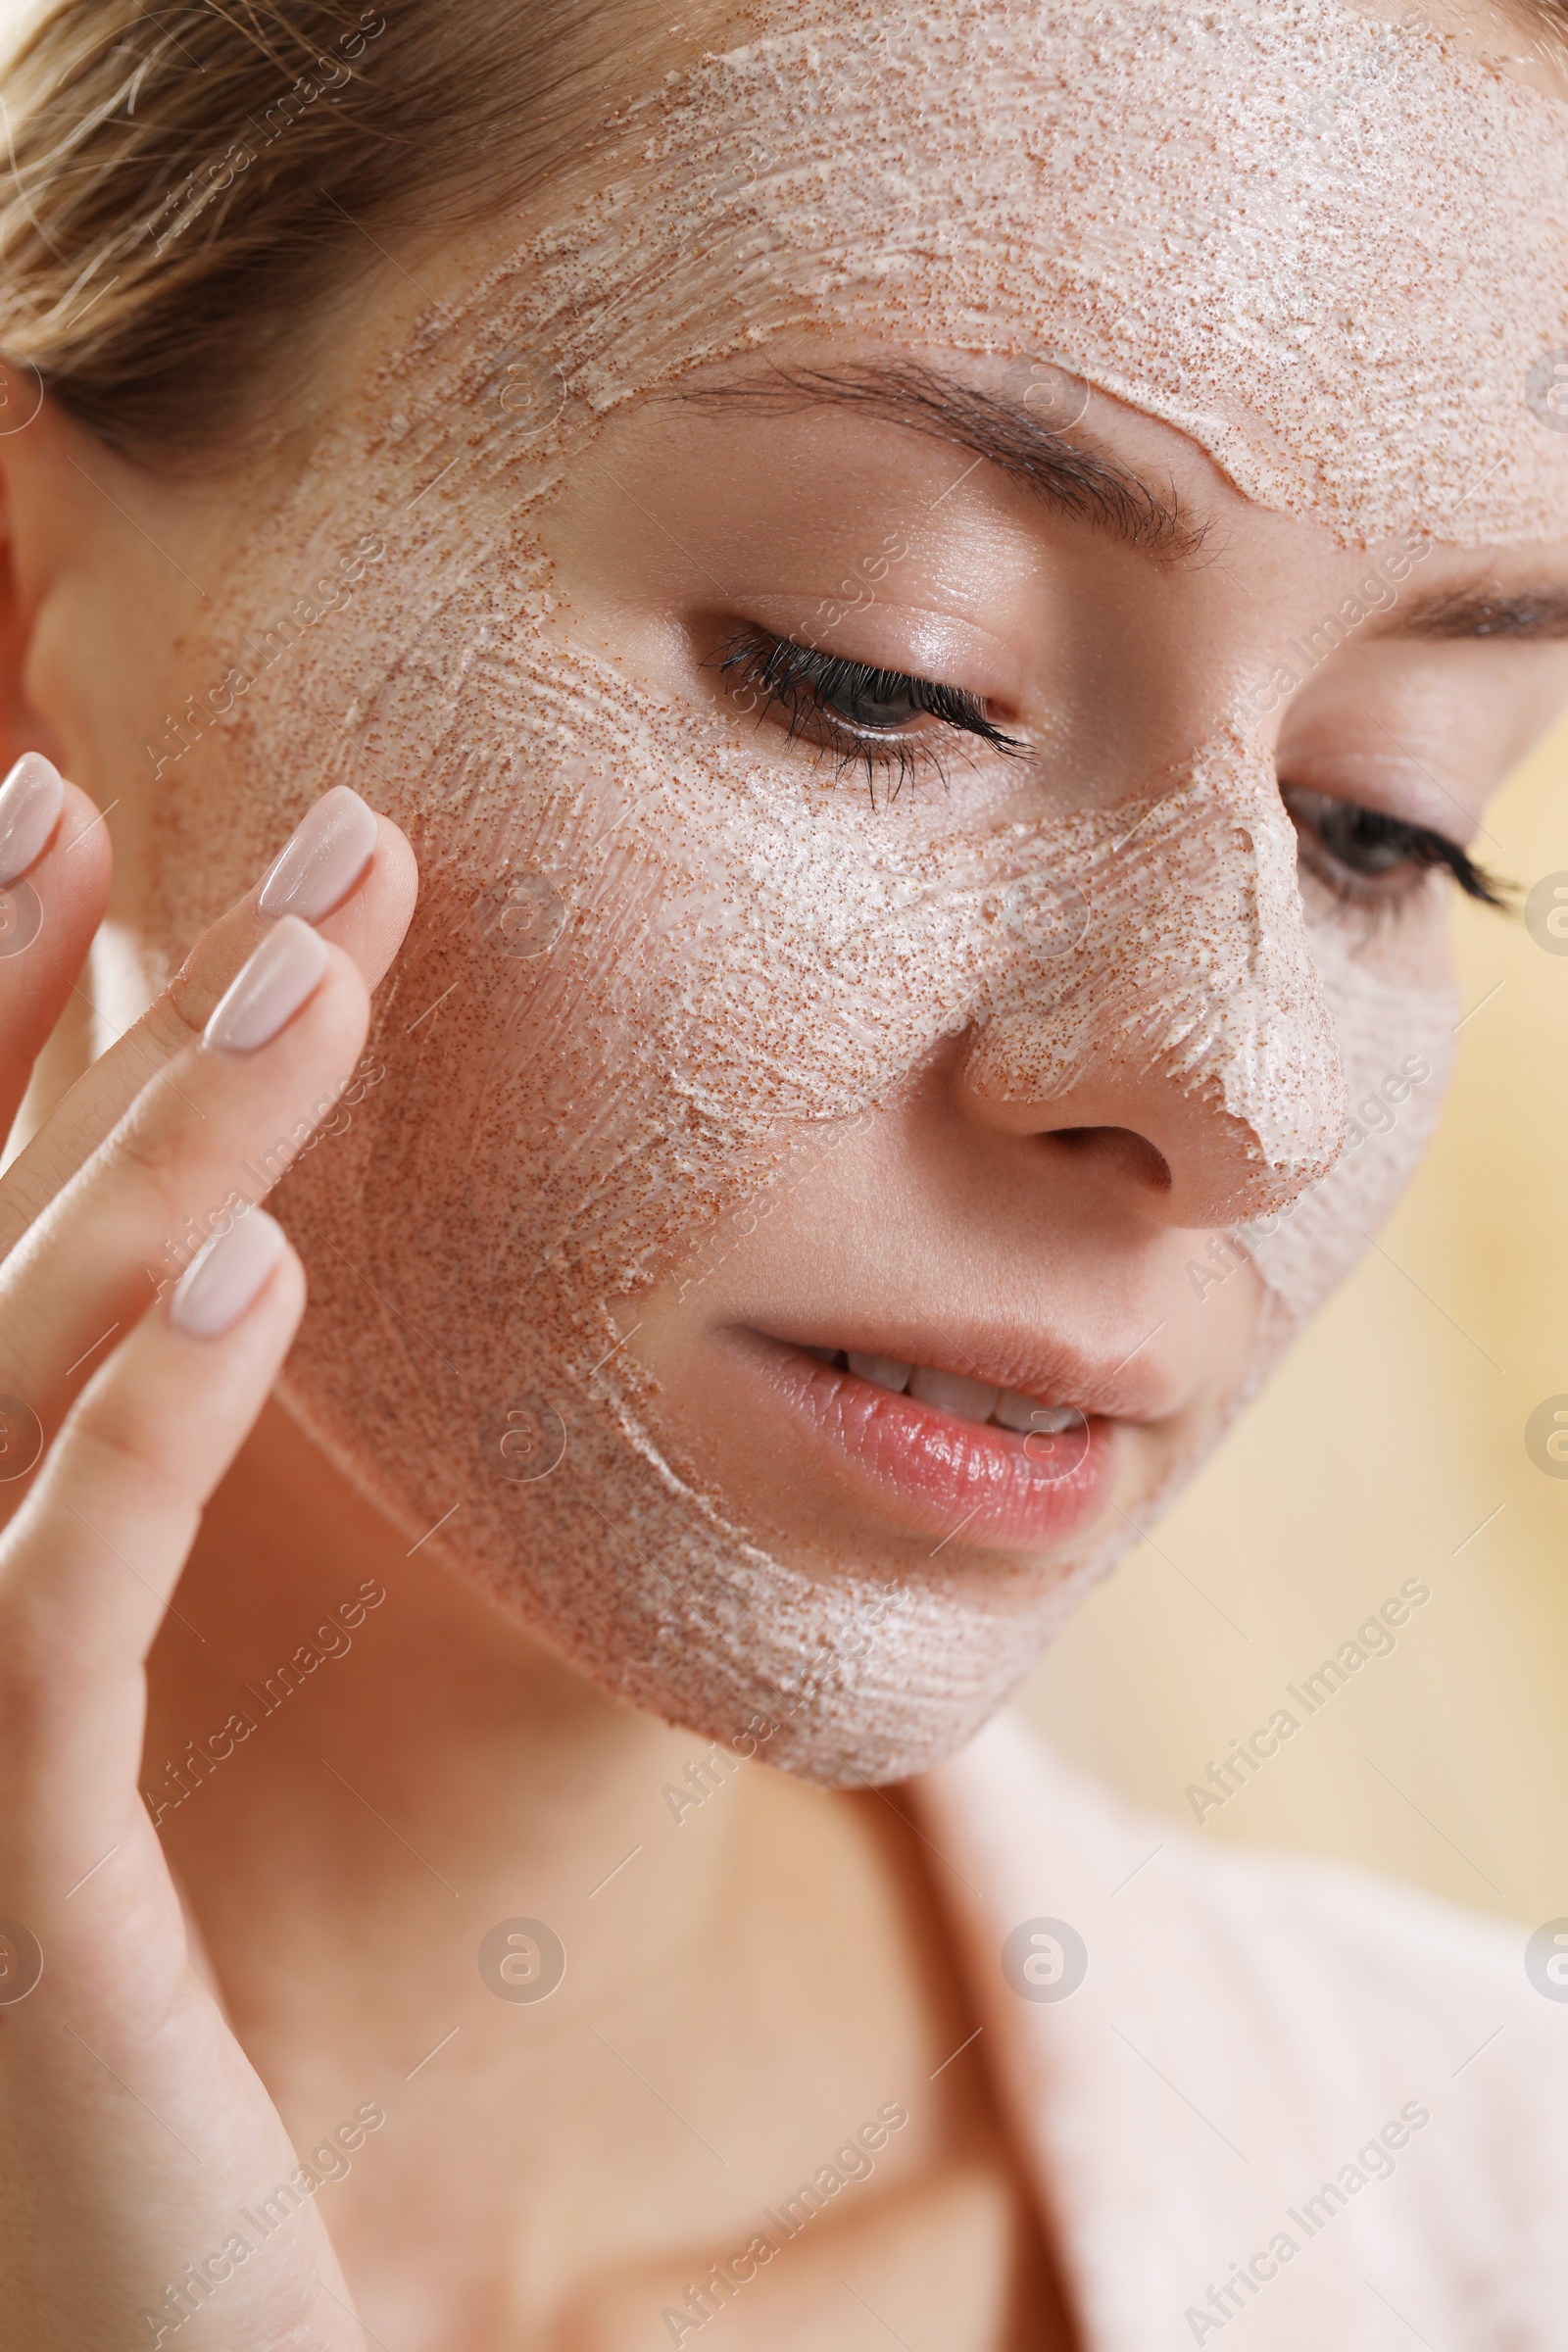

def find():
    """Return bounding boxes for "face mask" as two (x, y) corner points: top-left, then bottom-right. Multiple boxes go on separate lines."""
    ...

(136, 0), (1567, 1779)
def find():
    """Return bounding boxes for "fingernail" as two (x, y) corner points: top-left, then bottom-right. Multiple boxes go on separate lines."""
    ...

(0, 753), (64, 886)
(202, 915), (330, 1054)
(169, 1209), (287, 1339)
(257, 785), (378, 922)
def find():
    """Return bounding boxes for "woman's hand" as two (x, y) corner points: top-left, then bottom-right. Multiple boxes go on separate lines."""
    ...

(0, 760), (416, 2351)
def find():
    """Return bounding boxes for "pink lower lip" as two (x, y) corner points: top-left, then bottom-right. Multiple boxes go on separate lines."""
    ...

(731, 1331), (1119, 1554)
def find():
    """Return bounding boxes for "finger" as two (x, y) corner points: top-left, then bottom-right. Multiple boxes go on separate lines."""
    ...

(0, 916), (369, 1449)
(0, 1211), (302, 1821)
(0, 758), (112, 1148)
(0, 783), (416, 1247)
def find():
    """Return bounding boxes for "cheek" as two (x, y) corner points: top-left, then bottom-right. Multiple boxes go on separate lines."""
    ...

(223, 596), (1145, 1780)
(320, 628), (1112, 1297)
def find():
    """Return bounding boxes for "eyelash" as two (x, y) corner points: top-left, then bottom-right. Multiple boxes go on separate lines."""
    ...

(1282, 785), (1506, 916)
(714, 627), (1026, 798)
(712, 630), (1506, 915)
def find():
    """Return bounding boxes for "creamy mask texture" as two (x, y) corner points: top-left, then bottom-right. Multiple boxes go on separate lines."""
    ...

(132, 0), (1563, 1781)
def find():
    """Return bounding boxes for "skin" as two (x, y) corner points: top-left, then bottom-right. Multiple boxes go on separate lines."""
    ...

(2, 3), (1568, 2347)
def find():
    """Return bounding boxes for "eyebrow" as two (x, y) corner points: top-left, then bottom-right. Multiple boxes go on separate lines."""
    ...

(678, 364), (1568, 631)
(1388, 582), (1568, 642)
(676, 359), (1206, 563)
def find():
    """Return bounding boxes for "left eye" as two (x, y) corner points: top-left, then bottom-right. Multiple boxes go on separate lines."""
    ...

(1282, 784), (1504, 907)
(714, 626), (1025, 790)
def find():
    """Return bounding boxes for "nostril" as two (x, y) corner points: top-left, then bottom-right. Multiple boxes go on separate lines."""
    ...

(1044, 1124), (1174, 1193)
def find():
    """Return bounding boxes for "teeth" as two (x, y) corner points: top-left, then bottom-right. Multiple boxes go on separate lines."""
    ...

(1030, 1404), (1082, 1435)
(822, 1346), (1080, 1434)
(907, 1366), (1000, 1424)
(993, 1391), (1079, 1435)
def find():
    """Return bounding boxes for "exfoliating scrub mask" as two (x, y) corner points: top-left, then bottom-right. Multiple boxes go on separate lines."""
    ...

(129, 0), (1568, 1780)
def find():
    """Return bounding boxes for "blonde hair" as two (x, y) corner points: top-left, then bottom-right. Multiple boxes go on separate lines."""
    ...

(0, 0), (703, 467)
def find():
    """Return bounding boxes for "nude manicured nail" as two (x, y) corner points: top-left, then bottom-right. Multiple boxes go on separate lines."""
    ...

(257, 784), (378, 921)
(169, 1209), (287, 1339)
(202, 916), (329, 1054)
(0, 753), (64, 886)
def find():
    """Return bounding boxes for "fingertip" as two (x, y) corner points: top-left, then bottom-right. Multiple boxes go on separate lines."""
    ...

(370, 808), (419, 901)
(0, 766), (108, 889)
(54, 780), (114, 876)
(0, 752), (64, 886)
(20, 778), (114, 928)
(167, 1207), (293, 1340)
(314, 809), (418, 990)
(0, 774), (113, 1092)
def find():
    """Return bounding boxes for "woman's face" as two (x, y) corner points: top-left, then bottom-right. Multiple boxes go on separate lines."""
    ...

(63, 0), (1568, 1779)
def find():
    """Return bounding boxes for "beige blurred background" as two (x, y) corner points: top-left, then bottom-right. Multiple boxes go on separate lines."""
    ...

(1021, 710), (1568, 1923)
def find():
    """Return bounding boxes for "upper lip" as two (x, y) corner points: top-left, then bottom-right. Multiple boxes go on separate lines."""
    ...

(741, 1315), (1178, 1425)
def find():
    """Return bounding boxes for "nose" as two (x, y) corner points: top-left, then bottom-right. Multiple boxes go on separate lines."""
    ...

(957, 733), (1348, 1229)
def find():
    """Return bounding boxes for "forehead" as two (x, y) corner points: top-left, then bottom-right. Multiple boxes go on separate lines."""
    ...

(433, 2), (1568, 558)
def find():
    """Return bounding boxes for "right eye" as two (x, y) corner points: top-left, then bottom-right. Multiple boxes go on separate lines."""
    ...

(711, 626), (1026, 796)
(1281, 784), (1505, 911)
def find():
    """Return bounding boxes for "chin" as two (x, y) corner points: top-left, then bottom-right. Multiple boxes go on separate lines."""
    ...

(270, 1332), (1133, 1788)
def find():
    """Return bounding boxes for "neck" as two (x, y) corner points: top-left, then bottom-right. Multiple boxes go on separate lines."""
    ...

(140, 1399), (1060, 2343)
(143, 1396), (758, 2032)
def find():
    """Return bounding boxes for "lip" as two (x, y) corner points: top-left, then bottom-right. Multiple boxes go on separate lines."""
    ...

(726, 1327), (1130, 1554)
